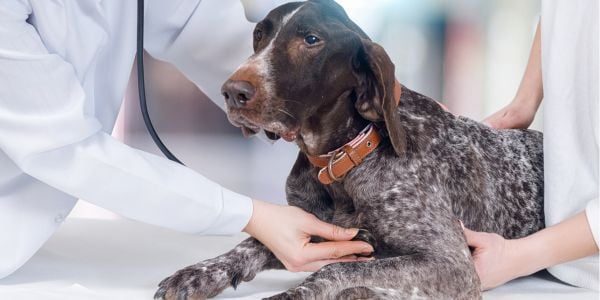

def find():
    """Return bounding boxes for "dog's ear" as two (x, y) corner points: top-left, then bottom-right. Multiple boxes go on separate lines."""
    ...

(354, 39), (407, 155)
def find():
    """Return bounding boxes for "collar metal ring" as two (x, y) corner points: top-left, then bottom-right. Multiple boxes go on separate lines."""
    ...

(327, 150), (344, 182)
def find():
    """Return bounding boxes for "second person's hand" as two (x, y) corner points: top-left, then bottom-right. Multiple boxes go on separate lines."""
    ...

(462, 225), (526, 290)
(482, 98), (539, 129)
(482, 22), (543, 130)
(244, 199), (374, 272)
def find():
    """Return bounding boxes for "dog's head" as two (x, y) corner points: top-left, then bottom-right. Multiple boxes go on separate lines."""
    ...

(222, 0), (406, 155)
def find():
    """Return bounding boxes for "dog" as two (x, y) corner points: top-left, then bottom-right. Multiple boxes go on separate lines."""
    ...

(154, 1), (544, 299)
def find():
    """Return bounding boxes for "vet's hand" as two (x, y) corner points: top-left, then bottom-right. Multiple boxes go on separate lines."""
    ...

(462, 226), (526, 291)
(482, 99), (538, 129)
(244, 199), (374, 272)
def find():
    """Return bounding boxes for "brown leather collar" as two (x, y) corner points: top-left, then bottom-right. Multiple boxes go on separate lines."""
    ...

(307, 124), (382, 185)
(306, 80), (402, 185)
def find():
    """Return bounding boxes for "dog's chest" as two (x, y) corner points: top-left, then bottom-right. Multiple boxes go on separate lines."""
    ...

(323, 184), (364, 227)
(314, 147), (411, 228)
(321, 175), (394, 228)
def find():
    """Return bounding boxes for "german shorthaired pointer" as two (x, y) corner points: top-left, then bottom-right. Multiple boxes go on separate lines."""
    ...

(155, 0), (544, 299)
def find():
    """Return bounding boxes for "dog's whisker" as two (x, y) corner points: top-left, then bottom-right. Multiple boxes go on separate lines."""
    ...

(277, 108), (297, 120)
(280, 99), (303, 105)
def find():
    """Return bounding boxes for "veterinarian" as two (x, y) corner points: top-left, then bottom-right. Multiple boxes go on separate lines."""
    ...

(0, 0), (373, 279)
(464, 0), (599, 291)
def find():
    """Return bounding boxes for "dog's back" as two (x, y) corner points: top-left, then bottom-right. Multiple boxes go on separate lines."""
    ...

(396, 86), (544, 239)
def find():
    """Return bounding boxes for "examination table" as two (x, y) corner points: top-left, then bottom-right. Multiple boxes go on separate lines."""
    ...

(1, 214), (597, 300)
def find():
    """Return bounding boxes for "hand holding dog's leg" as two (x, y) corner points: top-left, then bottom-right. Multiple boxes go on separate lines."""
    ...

(244, 199), (374, 272)
(154, 237), (281, 300)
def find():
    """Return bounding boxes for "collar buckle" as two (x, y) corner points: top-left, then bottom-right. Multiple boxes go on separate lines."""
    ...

(327, 149), (346, 182)
(307, 123), (382, 185)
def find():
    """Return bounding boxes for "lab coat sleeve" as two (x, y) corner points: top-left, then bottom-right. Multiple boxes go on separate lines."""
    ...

(143, 0), (288, 109)
(0, 1), (252, 235)
(585, 198), (599, 247)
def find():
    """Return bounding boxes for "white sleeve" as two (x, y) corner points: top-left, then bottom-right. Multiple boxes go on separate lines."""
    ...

(0, 0), (252, 235)
(585, 198), (599, 247)
(143, 0), (287, 109)
(240, 0), (291, 22)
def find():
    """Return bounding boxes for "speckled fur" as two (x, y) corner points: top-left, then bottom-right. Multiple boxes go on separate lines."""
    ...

(268, 88), (544, 300)
(155, 1), (544, 299)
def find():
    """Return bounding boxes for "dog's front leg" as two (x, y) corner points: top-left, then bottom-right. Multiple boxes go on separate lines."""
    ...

(265, 253), (480, 300)
(154, 237), (282, 300)
(265, 198), (481, 300)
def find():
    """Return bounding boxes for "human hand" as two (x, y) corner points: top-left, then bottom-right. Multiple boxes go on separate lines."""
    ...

(462, 226), (532, 290)
(482, 98), (539, 129)
(244, 200), (374, 272)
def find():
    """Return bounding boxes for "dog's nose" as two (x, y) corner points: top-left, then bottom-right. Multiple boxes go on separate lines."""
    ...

(221, 80), (256, 108)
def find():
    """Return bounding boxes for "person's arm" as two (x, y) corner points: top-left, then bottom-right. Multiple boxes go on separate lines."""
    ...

(0, 0), (251, 235)
(463, 210), (599, 290)
(467, 20), (599, 290)
(483, 21), (543, 129)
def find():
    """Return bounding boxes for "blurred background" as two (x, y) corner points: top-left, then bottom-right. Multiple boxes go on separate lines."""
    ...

(73, 0), (542, 219)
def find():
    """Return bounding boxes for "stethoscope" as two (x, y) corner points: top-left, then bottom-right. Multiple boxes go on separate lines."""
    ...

(136, 0), (185, 165)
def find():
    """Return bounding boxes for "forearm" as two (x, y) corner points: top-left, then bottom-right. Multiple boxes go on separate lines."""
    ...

(17, 133), (253, 235)
(514, 21), (543, 107)
(483, 22), (543, 129)
(514, 211), (599, 277)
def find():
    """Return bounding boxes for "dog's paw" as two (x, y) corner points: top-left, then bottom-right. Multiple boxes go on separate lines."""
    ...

(351, 229), (378, 256)
(154, 259), (243, 300)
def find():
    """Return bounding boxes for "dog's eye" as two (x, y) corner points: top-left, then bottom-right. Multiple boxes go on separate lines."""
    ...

(254, 29), (263, 42)
(304, 35), (320, 45)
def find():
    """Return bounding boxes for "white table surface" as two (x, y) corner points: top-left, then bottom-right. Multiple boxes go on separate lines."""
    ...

(0, 217), (597, 300)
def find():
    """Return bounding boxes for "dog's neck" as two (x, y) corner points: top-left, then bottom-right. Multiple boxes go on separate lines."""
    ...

(297, 91), (370, 156)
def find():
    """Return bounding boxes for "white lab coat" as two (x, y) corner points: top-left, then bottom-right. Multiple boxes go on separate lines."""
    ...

(0, 0), (283, 279)
(542, 0), (599, 290)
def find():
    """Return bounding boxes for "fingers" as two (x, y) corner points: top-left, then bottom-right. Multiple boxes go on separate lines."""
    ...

(302, 241), (374, 263)
(306, 217), (359, 241)
(435, 101), (452, 113)
(482, 106), (533, 130)
(462, 226), (488, 248)
(482, 113), (504, 129)
(296, 256), (374, 272)
(481, 105), (517, 129)
(481, 119), (493, 128)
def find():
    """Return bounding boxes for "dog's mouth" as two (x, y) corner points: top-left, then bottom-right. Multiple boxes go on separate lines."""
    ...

(228, 111), (298, 142)
(243, 125), (298, 142)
